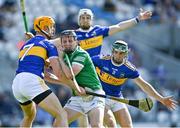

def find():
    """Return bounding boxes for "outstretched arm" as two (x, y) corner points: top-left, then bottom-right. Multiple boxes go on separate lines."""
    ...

(133, 76), (177, 110)
(108, 9), (152, 36)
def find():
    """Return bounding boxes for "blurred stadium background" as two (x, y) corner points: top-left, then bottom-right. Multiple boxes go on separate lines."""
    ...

(0, 0), (180, 127)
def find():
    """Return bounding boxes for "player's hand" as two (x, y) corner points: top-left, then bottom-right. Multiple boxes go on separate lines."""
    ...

(138, 8), (152, 21)
(75, 86), (86, 96)
(57, 45), (65, 59)
(160, 96), (178, 110)
(58, 50), (65, 59)
(25, 32), (34, 40)
(45, 59), (50, 67)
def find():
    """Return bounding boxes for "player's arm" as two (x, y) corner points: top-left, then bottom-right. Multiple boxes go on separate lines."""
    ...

(44, 68), (71, 87)
(108, 9), (152, 36)
(70, 53), (87, 76)
(45, 59), (85, 95)
(50, 39), (72, 79)
(58, 50), (73, 79)
(48, 57), (83, 95)
(59, 57), (73, 79)
(48, 39), (74, 80)
(133, 76), (177, 110)
(71, 63), (84, 76)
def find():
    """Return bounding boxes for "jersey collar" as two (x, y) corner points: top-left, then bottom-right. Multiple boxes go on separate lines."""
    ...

(77, 26), (94, 32)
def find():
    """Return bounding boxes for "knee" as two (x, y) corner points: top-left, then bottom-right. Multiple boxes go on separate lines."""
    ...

(121, 123), (133, 128)
(24, 109), (36, 121)
(55, 109), (68, 119)
(91, 123), (103, 128)
(120, 120), (133, 128)
(107, 117), (116, 127)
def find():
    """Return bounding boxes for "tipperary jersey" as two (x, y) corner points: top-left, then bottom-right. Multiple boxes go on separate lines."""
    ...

(16, 35), (58, 79)
(91, 55), (139, 97)
(75, 25), (109, 57)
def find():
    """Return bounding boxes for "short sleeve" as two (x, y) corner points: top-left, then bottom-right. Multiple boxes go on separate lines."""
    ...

(124, 61), (140, 79)
(72, 52), (87, 66)
(128, 70), (139, 79)
(44, 41), (58, 59)
(95, 25), (109, 37)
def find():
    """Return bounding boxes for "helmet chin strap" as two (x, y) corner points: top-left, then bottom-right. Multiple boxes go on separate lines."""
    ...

(36, 25), (51, 39)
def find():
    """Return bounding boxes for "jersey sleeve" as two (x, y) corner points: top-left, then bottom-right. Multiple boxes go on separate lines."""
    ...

(128, 69), (139, 79)
(72, 52), (87, 67)
(91, 55), (102, 67)
(95, 25), (109, 37)
(44, 41), (58, 59)
(125, 61), (139, 79)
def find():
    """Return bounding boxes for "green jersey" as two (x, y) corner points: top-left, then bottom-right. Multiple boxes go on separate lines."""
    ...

(64, 46), (102, 90)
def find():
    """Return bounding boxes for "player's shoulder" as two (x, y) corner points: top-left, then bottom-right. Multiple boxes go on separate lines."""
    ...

(76, 46), (88, 55)
(41, 39), (56, 48)
(91, 54), (100, 60)
(124, 60), (137, 71)
(73, 47), (89, 62)
(93, 25), (107, 29)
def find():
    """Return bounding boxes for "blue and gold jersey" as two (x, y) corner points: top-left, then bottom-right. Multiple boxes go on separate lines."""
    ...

(75, 25), (109, 57)
(92, 55), (139, 97)
(16, 35), (58, 78)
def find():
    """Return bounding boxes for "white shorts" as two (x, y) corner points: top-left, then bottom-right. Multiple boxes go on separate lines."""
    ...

(12, 72), (49, 104)
(64, 89), (105, 114)
(105, 97), (127, 112)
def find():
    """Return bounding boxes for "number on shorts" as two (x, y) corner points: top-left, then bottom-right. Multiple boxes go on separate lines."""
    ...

(20, 43), (34, 61)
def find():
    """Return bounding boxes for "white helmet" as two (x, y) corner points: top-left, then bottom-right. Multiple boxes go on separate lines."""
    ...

(78, 8), (93, 25)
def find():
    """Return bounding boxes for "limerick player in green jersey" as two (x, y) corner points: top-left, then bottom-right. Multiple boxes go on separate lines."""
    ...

(58, 30), (105, 127)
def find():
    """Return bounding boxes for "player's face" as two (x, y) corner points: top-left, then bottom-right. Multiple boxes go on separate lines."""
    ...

(112, 49), (127, 64)
(79, 14), (92, 30)
(61, 36), (77, 53)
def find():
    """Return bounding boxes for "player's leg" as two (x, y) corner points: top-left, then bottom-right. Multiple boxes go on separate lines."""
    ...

(103, 107), (117, 127)
(12, 73), (37, 127)
(77, 114), (89, 127)
(87, 89), (105, 127)
(88, 106), (104, 127)
(64, 96), (84, 124)
(64, 107), (83, 124)
(20, 101), (36, 127)
(36, 90), (68, 127)
(114, 106), (132, 128)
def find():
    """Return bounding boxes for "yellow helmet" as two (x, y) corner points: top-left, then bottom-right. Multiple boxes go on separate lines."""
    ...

(33, 16), (55, 32)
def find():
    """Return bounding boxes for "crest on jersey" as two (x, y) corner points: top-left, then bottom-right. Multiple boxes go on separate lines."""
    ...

(112, 68), (118, 75)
